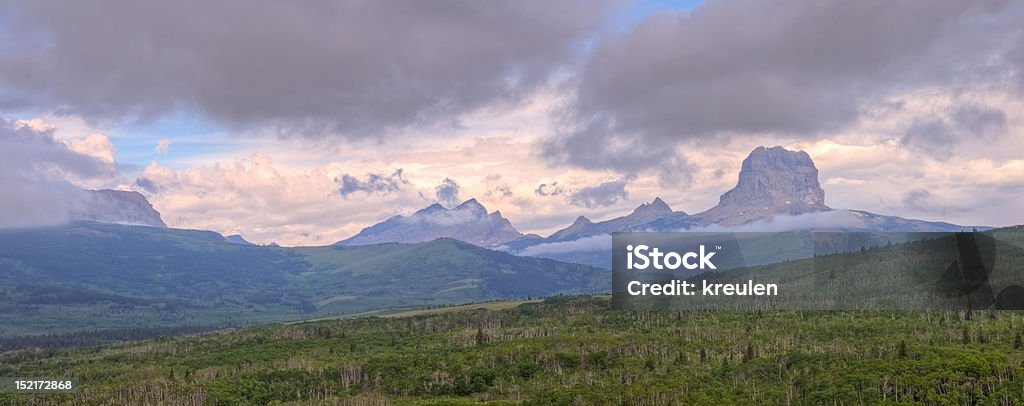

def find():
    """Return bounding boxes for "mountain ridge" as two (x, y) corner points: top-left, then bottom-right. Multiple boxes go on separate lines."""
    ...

(336, 198), (524, 247)
(0, 221), (607, 335)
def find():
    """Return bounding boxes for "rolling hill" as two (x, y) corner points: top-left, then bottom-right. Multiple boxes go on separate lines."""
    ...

(0, 222), (607, 336)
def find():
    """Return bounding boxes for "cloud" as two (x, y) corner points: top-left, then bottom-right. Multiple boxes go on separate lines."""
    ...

(534, 181), (567, 197)
(486, 185), (514, 199)
(951, 104), (1008, 137)
(518, 234), (611, 256)
(683, 211), (865, 233)
(434, 178), (461, 208)
(155, 139), (171, 155)
(900, 103), (1010, 159)
(901, 119), (958, 160)
(403, 206), (485, 227)
(0, 118), (112, 228)
(134, 176), (161, 194)
(132, 153), (434, 246)
(566, 175), (634, 208)
(337, 169), (408, 198)
(541, 0), (1023, 172)
(0, 0), (618, 137)
(66, 133), (116, 164)
(902, 188), (933, 211)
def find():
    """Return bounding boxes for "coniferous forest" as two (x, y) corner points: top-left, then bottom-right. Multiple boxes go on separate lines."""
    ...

(4, 296), (1024, 405)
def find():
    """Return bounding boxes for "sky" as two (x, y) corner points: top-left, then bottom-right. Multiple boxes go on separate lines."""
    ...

(2, 0), (1024, 246)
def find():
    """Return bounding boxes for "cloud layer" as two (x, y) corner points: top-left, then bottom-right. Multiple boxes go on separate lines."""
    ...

(0, 0), (616, 136)
(0, 118), (113, 227)
(2, 1), (1024, 244)
(542, 0), (1024, 172)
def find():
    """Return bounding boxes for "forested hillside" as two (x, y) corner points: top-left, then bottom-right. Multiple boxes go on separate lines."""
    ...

(4, 296), (1024, 405)
(0, 222), (606, 336)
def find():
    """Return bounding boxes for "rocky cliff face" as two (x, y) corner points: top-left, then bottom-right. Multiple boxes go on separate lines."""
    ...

(692, 146), (830, 225)
(71, 189), (166, 227)
(336, 198), (524, 247)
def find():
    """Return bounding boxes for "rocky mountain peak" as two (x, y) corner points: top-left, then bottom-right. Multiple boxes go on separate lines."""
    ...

(417, 203), (447, 214)
(718, 146), (827, 210)
(454, 198), (487, 216)
(572, 216), (593, 226)
(71, 189), (166, 228)
(632, 197), (673, 217)
(337, 198), (523, 247)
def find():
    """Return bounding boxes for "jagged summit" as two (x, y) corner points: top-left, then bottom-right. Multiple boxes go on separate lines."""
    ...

(336, 198), (524, 247)
(632, 197), (673, 216)
(572, 216), (593, 225)
(454, 198), (487, 216)
(693, 146), (829, 225)
(547, 197), (688, 241)
(415, 203), (447, 214)
(506, 146), (977, 269)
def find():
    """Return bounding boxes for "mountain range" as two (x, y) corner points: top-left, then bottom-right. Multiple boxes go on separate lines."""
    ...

(332, 146), (975, 268)
(71, 146), (973, 252)
(0, 145), (992, 335)
(336, 198), (524, 246)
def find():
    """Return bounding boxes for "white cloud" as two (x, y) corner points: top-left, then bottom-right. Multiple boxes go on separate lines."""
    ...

(68, 133), (116, 164)
(0, 118), (113, 228)
(518, 234), (612, 256)
(155, 139), (171, 155)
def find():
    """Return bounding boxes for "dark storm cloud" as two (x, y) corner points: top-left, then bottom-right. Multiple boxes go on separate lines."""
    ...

(543, 0), (1023, 172)
(435, 178), (461, 208)
(0, 118), (110, 228)
(567, 176), (634, 209)
(134, 177), (162, 194)
(337, 169), (409, 198)
(901, 119), (957, 160)
(952, 105), (1008, 137)
(901, 103), (1009, 159)
(902, 188), (933, 211)
(0, 0), (619, 136)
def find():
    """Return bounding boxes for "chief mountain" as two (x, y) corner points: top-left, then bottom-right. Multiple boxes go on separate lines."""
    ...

(0, 146), (980, 336)
(342, 146), (975, 267)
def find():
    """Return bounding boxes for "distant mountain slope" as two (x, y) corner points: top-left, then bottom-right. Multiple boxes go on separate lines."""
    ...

(503, 146), (979, 268)
(337, 198), (523, 247)
(298, 239), (605, 313)
(225, 234), (253, 245)
(547, 197), (688, 242)
(0, 222), (606, 335)
(70, 189), (166, 227)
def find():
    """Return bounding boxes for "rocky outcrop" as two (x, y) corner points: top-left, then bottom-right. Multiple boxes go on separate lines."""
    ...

(691, 146), (830, 225)
(71, 189), (166, 227)
(336, 198), (524, 247)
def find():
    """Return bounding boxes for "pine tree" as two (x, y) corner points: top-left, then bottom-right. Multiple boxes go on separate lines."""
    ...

(475, 327), (486, 346)
(743, 343), (755, 363)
